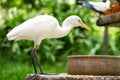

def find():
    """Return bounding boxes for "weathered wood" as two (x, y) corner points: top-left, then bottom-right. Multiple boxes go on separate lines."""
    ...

(96, 12), (120, 26)
(25, 74), (120, 80)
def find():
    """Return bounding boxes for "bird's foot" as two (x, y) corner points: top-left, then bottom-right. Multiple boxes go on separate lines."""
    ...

(27, 73), (58, 80)
(39, 72), (58, 75)
(27, 74), (39, 80)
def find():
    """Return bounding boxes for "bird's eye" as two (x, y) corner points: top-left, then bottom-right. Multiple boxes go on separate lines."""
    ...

(78, 19), (81, 22)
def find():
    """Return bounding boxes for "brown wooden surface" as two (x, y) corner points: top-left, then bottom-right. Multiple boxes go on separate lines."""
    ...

(96, 12), (120, 26)
(26, 74), (120, 80)
(67, 56), (120, 75)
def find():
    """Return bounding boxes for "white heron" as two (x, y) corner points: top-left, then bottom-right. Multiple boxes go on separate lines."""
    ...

(76, 0), (111, 15)
(7, 15), (90, 74)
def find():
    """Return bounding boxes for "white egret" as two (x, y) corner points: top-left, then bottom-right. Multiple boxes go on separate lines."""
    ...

(76, 0), (111, 15)
(7, 15), (90, 74)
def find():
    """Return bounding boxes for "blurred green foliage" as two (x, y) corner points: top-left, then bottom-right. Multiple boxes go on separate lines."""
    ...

(0, 0), (120, 79)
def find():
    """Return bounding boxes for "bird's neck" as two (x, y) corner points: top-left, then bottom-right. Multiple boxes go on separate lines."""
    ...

(53, 24), (73, 38)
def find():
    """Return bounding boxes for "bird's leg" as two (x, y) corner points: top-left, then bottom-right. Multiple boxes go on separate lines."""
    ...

(31, 45), (57, 75)
(34, 45), (57, 75)
(34, 46), (44, 74)
(30, 46), (38, 74)
(31, 45), (44, 74)
(35, 55), (43, 74)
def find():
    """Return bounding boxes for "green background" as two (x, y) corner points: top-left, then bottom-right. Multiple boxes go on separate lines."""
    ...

(0, 0), (120, 80)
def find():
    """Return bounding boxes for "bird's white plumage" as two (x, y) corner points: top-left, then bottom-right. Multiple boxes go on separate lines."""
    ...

(7, 15), (90, 46)
(77, 0), (111, 13)
(7, 15), (59, 41)
(89, 0), (111, 12)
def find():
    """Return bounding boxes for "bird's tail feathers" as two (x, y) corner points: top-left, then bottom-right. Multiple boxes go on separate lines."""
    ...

(77, 2), (89, 6)
(77, 2), (94, 10)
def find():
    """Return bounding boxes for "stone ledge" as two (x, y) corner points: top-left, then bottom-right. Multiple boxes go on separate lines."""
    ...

(25, 74), (120, 80)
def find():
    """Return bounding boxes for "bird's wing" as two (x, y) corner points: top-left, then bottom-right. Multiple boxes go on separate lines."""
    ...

(77, 1), (108, 13)
(89, 2), (110, 12)
(7, 15), (58, 41)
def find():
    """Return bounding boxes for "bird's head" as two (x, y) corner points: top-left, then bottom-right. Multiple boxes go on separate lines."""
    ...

(63, 15), (91, 31)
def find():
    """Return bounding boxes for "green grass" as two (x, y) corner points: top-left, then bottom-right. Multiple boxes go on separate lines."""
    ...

(0, 62), (32, 80)
(0, 61), (66, 80)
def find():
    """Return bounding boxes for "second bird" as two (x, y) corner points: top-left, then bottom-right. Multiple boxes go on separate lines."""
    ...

(76, 0), (111, 15)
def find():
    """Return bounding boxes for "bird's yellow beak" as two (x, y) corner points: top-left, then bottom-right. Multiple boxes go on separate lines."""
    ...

(79, 21), (91, 31)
